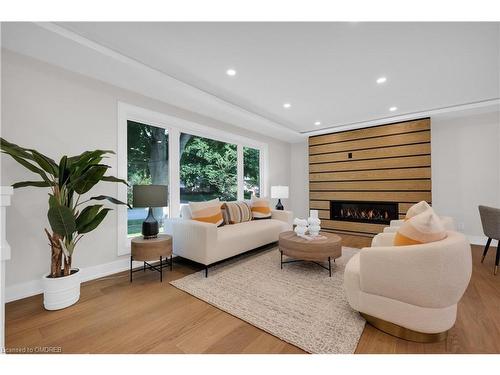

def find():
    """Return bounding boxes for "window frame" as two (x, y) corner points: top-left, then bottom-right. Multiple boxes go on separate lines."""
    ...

(117, 102), (268, 255)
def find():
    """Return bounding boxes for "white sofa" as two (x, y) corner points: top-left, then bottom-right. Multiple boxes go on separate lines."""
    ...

(344, 231), (472, 341)
(166, 204), (292, 276)
(383, 215), (456, 233)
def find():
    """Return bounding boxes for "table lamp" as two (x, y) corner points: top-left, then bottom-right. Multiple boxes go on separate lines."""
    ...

(133, 185), (168, 239)
(271, 185), (289, 210)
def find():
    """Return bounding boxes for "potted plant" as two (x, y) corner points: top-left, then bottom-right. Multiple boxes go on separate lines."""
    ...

(0, 138), (129, 310)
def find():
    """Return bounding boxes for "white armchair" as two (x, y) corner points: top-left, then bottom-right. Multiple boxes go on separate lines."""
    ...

(344, 230), (472, 342)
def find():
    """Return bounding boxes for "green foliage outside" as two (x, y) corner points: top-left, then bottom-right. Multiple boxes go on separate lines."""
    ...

(127, 122), (261, 233)
(180, 134), (237, 202)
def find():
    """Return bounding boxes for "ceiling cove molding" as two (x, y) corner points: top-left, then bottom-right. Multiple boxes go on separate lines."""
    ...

(303, 98), (500, 137)
(11, 22), (303, 143)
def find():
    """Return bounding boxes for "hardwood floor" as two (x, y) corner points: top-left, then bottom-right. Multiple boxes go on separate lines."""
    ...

(5, 239), (500, 354)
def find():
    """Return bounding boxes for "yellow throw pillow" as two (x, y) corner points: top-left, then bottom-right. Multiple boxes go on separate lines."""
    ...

(189, 198), (224, 227)
(394, 209), (447, 246)
(405, 201), (432, 219)
(250, 195), (272, 219)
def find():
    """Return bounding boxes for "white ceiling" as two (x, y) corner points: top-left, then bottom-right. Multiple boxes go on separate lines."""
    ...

(2, 22), (499, 141)
(57, 22), (500, 133)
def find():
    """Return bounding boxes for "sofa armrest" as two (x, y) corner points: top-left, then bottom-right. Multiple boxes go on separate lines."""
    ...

(389, 219), (404, 227)
(371, 232), (395, 247)
(382, 226), (399, 234)
(170, 219), (218, 265)
(271, 210), (293, 225)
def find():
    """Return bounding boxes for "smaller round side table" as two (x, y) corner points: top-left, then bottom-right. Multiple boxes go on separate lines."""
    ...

(130, 234), (172, 283)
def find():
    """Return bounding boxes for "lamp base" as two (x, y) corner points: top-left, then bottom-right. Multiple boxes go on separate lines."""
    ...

(142, 207), (159, 239)
(275, 199), (284, 211)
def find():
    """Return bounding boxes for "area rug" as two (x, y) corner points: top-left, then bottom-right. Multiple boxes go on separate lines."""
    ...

(170, 246), (365, 354)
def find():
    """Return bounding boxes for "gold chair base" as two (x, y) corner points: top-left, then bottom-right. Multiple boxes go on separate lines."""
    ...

(360, 313), (449, 343)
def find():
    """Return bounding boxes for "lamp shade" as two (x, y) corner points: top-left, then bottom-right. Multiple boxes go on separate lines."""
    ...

(133, 185), (168, 208)
(271, 185), (289, 199)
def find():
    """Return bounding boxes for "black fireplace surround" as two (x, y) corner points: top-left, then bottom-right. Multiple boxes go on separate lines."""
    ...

(330, 200), (398, 225)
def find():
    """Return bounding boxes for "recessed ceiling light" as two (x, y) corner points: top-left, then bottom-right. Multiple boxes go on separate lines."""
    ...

(376, 77), (387, 84)
(283, 103), (291, 109)
(314, 121), (321, 126)
(389, 106), (398, 112)
(226, 69), (237, 76)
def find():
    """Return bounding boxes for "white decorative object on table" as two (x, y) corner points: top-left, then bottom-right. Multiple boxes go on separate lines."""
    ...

(293, 218), (308, 237)
(308, 210), (322, 237)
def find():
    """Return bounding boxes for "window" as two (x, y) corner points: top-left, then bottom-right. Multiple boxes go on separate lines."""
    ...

(180, 133), (237, 203)
(244, 147), (260, 199)
(118, 103), (268, 255)
(127, 120), (169, 236)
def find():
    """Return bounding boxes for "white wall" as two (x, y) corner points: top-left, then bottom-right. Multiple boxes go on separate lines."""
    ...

(289, 141), (309, 218)
(432, 110), (500, 243)
(1, 50), (290, 296)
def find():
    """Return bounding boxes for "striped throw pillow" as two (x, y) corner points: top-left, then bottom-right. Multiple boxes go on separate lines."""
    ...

(189, 198), (224, 227)
(405, 200), (432, 219)
(222, 201), (253, 224)
(250, 195), (272, 219)
(394, 209), (446, 246)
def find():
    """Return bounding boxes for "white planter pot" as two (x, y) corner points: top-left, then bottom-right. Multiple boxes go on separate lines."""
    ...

(42, 269), (81, 310)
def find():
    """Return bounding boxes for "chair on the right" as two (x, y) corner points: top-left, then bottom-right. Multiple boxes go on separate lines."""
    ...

(478, 205), (500, 275)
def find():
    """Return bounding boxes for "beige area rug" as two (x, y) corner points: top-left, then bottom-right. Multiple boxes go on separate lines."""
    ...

(170, 246), (365, 354)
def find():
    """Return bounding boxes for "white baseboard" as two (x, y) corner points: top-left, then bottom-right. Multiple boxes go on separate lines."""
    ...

(5, 257), (143, 303)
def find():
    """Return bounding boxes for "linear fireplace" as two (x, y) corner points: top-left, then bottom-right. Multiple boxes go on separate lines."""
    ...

(330, 200), (398, 225)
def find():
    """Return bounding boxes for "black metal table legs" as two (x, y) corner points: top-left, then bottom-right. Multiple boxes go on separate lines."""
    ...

(130, 255), (173, 283)
(280, 250), (333, 277)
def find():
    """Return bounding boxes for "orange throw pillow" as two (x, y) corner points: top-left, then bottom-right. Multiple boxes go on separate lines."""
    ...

(250, 196), (272, 219)
(405, 200), (432, 219)
(188, 198), (224, 227)
(394, 209), (447, 246)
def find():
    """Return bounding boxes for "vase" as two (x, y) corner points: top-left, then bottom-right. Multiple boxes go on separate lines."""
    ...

(42, 268), (81, 310)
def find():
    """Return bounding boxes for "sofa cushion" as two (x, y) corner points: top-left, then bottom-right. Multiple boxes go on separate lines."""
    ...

(189, 198), (224, 227)
(222, 201), (252, 224)
(394, 209), (446, 246)
(405, 200), (432, 219)
(209, 219), (289, 263)
(250, 195), (272, 219)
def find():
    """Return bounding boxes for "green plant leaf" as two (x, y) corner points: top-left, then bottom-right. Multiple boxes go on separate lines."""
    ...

(12, 180), (54, 189)
(47, 195), (76, 238)
(90, 195), (131, 208)
(68, 150), (114, 173)
(30, 150), (58, 177)
(58, 156), (69, 187)
(77, 208), (111, 234)
(101, 175), (129, 185)
(71, 164), (109, 194)
(0, 138), (35, 160)
(9, 154), (50, 182)
(75, 204), (102, 232)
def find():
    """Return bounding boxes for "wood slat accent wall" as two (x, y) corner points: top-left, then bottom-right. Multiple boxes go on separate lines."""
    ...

(309, 118), (431, 237)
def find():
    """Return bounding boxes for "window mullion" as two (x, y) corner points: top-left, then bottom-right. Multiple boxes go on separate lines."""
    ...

(237, 144), (244, 201)
(169, 128), (181, 218)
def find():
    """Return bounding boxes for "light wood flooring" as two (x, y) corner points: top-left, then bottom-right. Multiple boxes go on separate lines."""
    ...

(5, 237), (500, 354)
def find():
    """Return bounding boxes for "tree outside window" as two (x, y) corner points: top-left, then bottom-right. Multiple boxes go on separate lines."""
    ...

(244, 147), (260, 199)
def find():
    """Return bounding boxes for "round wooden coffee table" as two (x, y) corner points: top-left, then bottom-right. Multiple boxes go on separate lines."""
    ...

(278, 231), (342, 277)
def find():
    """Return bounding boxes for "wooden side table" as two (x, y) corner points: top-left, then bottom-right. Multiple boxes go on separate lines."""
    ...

(278, 231), (342, 277)
(130, 234), (172, 282)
